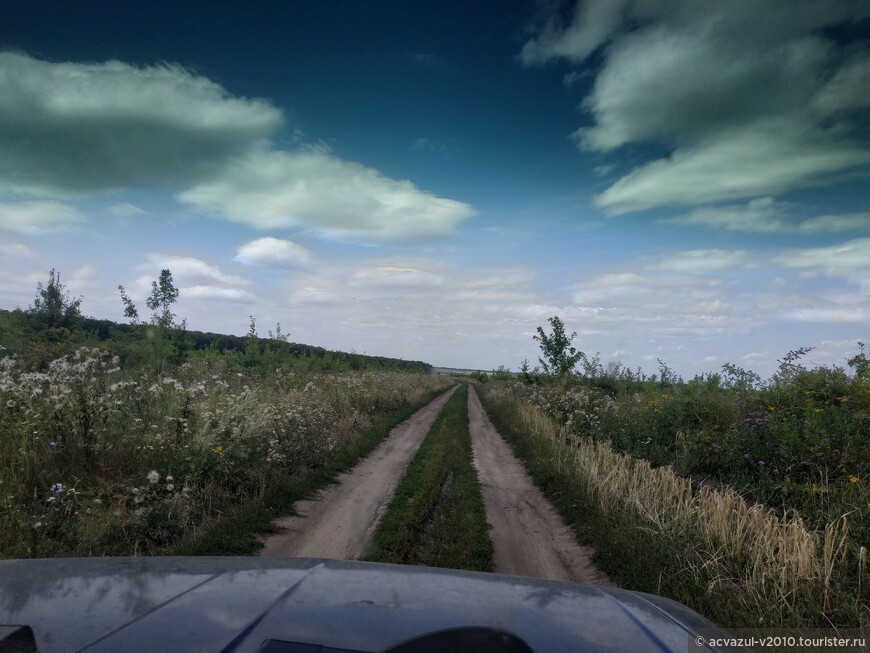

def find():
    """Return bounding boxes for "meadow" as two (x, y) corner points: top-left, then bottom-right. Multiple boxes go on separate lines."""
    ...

(477, 342), (869, 628)
(0, 303), (449, 558)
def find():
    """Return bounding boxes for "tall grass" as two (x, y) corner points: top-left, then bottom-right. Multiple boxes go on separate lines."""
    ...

(483, 385), (869, 628)
(0, 346), (451, 557)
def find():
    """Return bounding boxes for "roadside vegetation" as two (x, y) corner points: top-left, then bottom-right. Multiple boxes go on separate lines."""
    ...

(0, 270), (449, 557)
(365, 384), (492, 572)
(481, 316), (869, 627)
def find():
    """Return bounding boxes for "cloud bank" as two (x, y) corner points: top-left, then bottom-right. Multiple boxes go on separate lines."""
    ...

(0, 52), (475, 240)
(522, 1), (870, 213)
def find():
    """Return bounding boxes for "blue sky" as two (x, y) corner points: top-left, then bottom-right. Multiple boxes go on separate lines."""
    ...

(1, 1), (869, 378)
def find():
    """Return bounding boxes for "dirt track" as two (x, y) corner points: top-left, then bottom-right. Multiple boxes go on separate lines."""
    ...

(259, 385), (458, 559)
(467, 386), (609, 584)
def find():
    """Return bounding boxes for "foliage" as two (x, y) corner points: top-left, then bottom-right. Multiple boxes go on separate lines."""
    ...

(480, 386), (868, 628)
(146, 269), (181, 328)
(533, 316), (585, 381)
(28, 269), (82, 330)
(491, 365), (513, 381)
(485, 342), (870, 626)
(0, 345), (450, 557)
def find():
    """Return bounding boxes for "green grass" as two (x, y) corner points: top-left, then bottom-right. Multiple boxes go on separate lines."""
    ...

(172, 385), (450, 555)
(477, 387), (786, 628)
(480, 381), (869, 628)
(364, 384), (492, 572)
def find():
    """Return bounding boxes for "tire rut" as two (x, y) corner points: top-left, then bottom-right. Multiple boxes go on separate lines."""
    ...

(467, 385), (610, 584)
(258, 385), (458, 559)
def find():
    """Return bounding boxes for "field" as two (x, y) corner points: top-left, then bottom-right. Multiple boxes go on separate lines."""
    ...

(2, 302), (868, 630)
(0, 308), (450, 557)
(476, 350), (870, 628)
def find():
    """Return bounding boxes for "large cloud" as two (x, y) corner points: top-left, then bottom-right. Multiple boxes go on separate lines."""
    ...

(522, 1), (870, 212)
(666, 198), (870, 234)
(235, 237), (313, 268)
(0, 200), (86, 234)
(0, 52), (281, 196)
(773, 237), (870, 293)
(0, 52), (475, 240)
(178, 148), (475, 238)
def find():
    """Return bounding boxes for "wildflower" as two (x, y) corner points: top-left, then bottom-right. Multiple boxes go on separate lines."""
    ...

(166, 484), (175, 492)
(146, 470), (160, 484)
(743, 453), (750, 460)
(838, 396), (849, 403)
(214, 446), (223, 455)
(49, 441), (57, 447)
(813, 408), (823, 413)
(166, 475), (174, 482)
(50, 483), (64, 494)
(758, 460), (765, 466)
(849, 475), (860, 484)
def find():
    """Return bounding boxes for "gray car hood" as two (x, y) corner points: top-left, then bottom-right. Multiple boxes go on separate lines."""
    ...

(0, 557), (732, 652)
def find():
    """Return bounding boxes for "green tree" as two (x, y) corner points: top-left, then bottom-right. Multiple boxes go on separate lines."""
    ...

(492, 365), (513, 381)
(146, 269), (180, 328)
(534, 316), (585, 382)
(117, 285), (140, 324)
(29, 269), (82, 328)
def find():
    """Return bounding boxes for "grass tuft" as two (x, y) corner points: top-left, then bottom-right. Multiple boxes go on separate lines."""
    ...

(365, 385), (492, 572)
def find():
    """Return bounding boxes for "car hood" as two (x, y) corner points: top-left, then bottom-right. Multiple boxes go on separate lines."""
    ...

(0, 557), (731, 652)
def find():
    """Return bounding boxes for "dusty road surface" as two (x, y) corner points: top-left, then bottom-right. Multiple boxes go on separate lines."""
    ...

(467, 386), (610, 584)
(259, 385), (458, 559)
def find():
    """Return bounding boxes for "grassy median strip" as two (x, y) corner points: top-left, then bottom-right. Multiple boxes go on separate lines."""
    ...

(173, 385), (451, 556)
(365, 384), (492, 571)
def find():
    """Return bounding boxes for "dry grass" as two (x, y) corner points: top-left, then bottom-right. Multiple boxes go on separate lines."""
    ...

(486, 386), (869, 627)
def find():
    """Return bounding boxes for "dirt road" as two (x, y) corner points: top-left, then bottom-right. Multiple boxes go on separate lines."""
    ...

(467, 386), (609, 584)
(259, 385), (458, 559)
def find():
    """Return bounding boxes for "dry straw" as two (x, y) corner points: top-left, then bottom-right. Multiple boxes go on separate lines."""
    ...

(487, 387), (865, 624)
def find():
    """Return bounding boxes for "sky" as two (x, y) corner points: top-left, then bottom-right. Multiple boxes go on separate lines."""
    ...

(1, 0), (869, 379)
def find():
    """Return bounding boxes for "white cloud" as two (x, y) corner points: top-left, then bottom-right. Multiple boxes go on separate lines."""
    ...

(0, 52), (281, 197)
(182, 286), (256, 302)
(0, 200), (86, 234)
(0, 53), (476, 242)
(0, 241), (35, 258)
(780, 307), (870, 323)
(178, 148), (475, 239)
(666, 198), (870, 233)
(522, 1), (870, 211)
(107, 202), (146, 217)
(772, 237), (870, 292)
(144, 254), (250, 288)
(348, 266), (446, 289)
(594, 118), (870, 213)
(647, 249), (748, 274)
(235, 237), (313, 268)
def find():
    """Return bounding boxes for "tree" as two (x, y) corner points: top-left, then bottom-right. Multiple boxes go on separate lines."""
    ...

(534, 316), (585, 381)
(492, 364), (513, 381)
(146, 269), (180, 328)
(29, 269), (82, 328)
(118, 285), (140, 324)
(268, 321), (289, 342)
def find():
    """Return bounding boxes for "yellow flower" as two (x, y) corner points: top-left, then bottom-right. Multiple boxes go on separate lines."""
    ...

(838, 396), (849, 403)
(813, 408), (823, 413)
(849, 475), (859, 485)
(213, 446), (223, 455)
